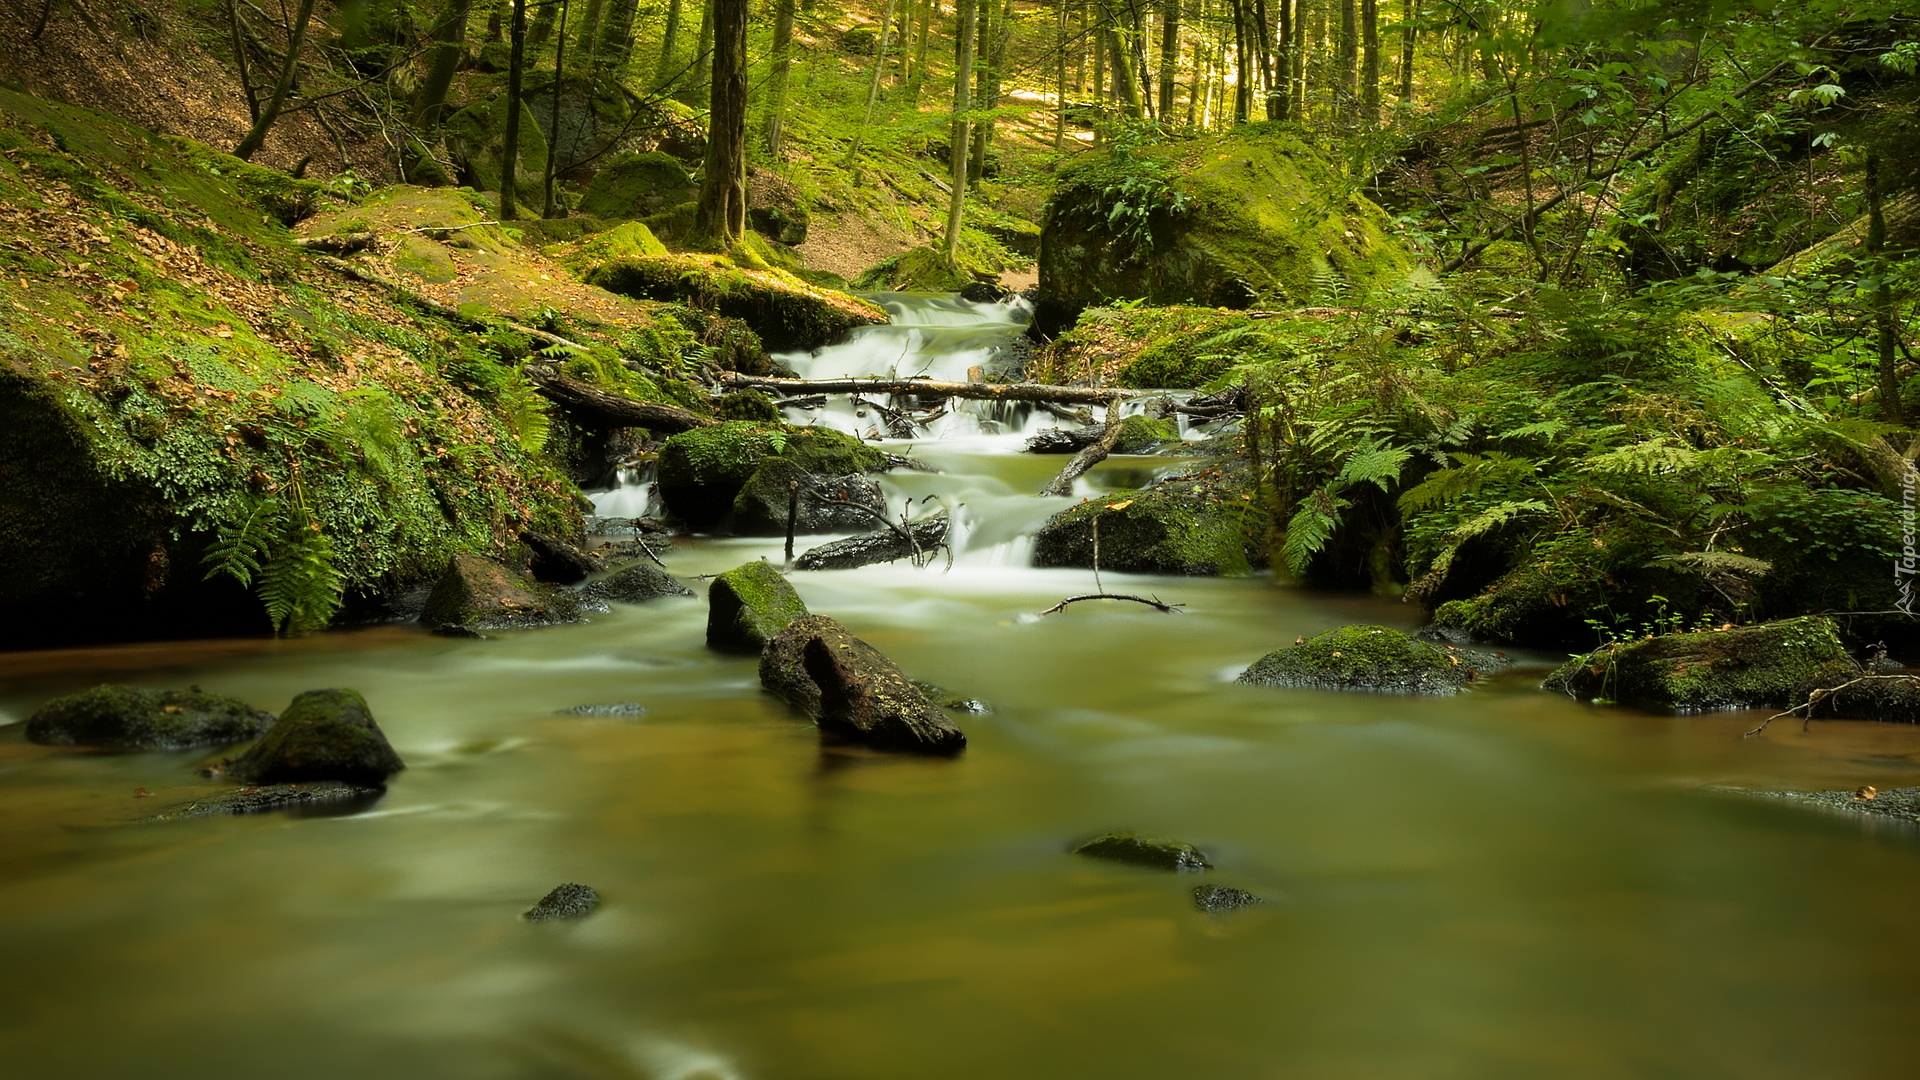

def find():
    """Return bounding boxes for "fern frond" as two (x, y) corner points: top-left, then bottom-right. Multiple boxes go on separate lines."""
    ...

(1336, 440), (1412, 493)
(1280, 488), (1349, 575)
(257, 526), (345, 636)
(1398, 452), (1538, 512)
(201, 496), (285, 588)
(1582, 437), (1699, 476)
(1651, 551), (1773, 578)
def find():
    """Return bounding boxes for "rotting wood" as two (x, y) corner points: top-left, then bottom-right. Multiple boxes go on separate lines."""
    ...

(718, 372), (1140, 405)
(529, 370), (716, 433)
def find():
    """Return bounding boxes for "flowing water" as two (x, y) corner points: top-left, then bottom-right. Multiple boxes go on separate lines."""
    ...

(4, 296), (1920, 1079)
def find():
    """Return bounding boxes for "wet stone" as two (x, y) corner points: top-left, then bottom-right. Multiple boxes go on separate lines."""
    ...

(1072, 832), (1212, 872)
(26, 684), (275, 751)
(560, 702), (647, 718)
(143, 781), (385, 822)
(525, 882), (600, 921)
(1193, 885), (1266, 913)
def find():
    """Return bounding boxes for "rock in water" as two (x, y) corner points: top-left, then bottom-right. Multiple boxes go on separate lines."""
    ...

(229, 689), (406, 787)
(519, 531), (597, 584)
(578, 562), (694, 605)
(25, 685), (275, 750)
(759, 615), (966, 754)
(707, 562), (808, 654)
(144, 781), (385, 822)
(1033, 486), (1259, 576)
(1192, 885), (1266, 912)
(421, 553), (582, 635)
(1237, 624), (1499, 696)
(1072, 832), (1212, 871)
(1542, 616), (1857, 712)
(793, 514), (948, 571)
(525, 882), (599, 921)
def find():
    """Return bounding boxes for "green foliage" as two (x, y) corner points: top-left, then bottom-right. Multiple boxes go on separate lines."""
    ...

(1052, 125), (1193, 260)
(201, 484), (345, 636)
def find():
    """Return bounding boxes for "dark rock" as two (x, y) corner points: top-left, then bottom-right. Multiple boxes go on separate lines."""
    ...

(959, 280), (1010, 303)
(524, 882), (600, 921)
(1072, 832), (1211, 871)
(520, 531), (597, 584)
(1542, 616), (1857, 712)
(26, 684), (275, 751)
(422, 553), (583, 635)
(1807, 674), (1920, 723)
(749, 204), (809, 246)
(707, 561), (809, 653)
(1193, 885), (1266, 912)
(229, 689), (406, 787)
(578, 562), (694, 605)
(794, 514), (948, 571)
(1034, 486), (1261, 576)
(1237, 625), (1503, 696)
(729, 459), (890, 536)
(759, 615), (967, 754)
(144, 781), (384, 822)
(559, 702), (647, 718)
(1024, 415), (1180, 455)
(656, 422), (889, 531)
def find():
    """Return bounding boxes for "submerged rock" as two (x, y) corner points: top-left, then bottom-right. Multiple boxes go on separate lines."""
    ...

(1073, 832), (1212, 872)
(707, 561), (809, 653)
(1237, 625), (1499, 695)
(1192, 885), (1266, 912)
(578, 562), (694, 605)
(1723, 785), (1920, 827)
(559, 702), (647, 718)
(229, 689), (406, 787)
(1542, 616), (1856, 712)
(525, 882), (600, 921)
(1033, 486), (1259, 576)
(25, 685), (275, 751)
(1806, 674), (1920, 723)
(144, 781), (384, 822)
(422, 554), (583, 635)
(759, 615), (966, 755)
(793, 514), (949, 571)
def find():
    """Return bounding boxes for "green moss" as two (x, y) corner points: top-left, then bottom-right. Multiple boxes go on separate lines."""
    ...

(1072, 832), (1212, 871)
(1115, 414), (1179, 452)
(717, 389), (780, 422)
(1237, 625), (1485, 695)
(25, 684), (274, 750)
(656, 421), (886, 528)
(442, 96), (551, 208)
(576, 151), (694, 220)
(1032, 487), (1258, 576)
(391, 235), (457, 283)
(563, 220), (668, 270)
(1033, 306), (1259, 388)
(585, 253), (888, 352)
(855, 246), (973, 292)
(231, 688), (406, 786)
(163, 136), (332, 225)
(707, 560), (809, 653)
(1542, 616), (1858, 712)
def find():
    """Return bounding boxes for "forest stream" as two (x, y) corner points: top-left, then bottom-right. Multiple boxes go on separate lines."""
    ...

(5, 295), (1920, 1080)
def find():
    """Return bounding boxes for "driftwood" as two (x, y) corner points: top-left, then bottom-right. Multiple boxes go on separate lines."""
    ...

(718, 372), (1139, 406)
(1040, 408), (1125, 497)
(1039, 593), (1183, 615)
(527, 370), (715, 432)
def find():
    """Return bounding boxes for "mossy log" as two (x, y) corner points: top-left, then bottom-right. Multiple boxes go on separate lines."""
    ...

(717, 373), (1134, 405)
(528, 370), (716, 432)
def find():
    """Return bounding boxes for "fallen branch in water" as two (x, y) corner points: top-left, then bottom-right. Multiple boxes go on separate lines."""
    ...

(1040, 403), (1125, 497)
(1039, 593), (1184, 615)
(1742, 673), (1920, 737)
(719, 372), (1140, 405)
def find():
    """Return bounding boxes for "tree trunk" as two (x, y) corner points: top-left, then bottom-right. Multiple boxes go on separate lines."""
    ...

(1273, 0), (1291, 121)
(656, 0), (685, 80)
(573, 0), (605, 69)
(414, 0), (476, 129)
(1103, 2), (1144, 119)
(912, 0), (935, 94)
(1156, 0), (1179, 119)
(500, 0), (528, 219)
(844, 0), (900, 164)
(687, 0), (715, 103)
(970, 0), (1012, 179)
(597, 0), (639, 66)
(1057, 0), (1070, 149)
(1229, 0), (1250, 123)
(1291, 0), (1307, 117)
(944, 0), (979, 260)
(1360, 0), (1379, 123)
(1869, 152), (1904, 424)
(543, 0), (571, 218)
(695, 0), (748, 243)
(1253, 0), (1277, 120)
(1337, 0), (1356, 122)
(765, 0), (796, 155)
(718, 373), (1144, 405)
(1397, 0), (1415, 105)
(232, 0), (317, 160)
(528, 0), (559, 50)
(225, 0), (261, 123)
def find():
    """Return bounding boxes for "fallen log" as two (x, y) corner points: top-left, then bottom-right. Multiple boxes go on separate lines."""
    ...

(718, 373), (1136, 406)
(527, 370), (716, 433)
(1040, 409), (1125, 497)
(1039, 593), (1184, 615)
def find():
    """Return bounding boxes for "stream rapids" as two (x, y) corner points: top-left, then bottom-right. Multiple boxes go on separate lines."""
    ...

(3, 294), (1920, 1079)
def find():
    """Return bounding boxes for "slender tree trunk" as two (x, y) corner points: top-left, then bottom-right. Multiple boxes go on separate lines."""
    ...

(1360, 0), (1379, 123)
(1337, 0), (1356, 122)
(487, 0), (505, 41)
(845, 0), (901, 164)
(1156, 0), (1179, 119)
(414, 0), (477, 129)
(225, 0), (261, 123)
(574, 0), (605, 69)
(656, 0), (684, 79)
(1092, 5), (1106, 107)
(500, 0), (528, 219)
(971, 0), (1012, 178)
(765, 0), (796, 155)
(1057, 0), (1070, 149)
(1253, 0), (1278, 119)
(912, 0), (935, 94)
(597, 0), (639, 65)
(944, 0), (979, 260)
(232, 0), (317, 160)
(1102, 2), (1145, 119)
(695, 0), (748, 242)
(1397, 0), (1415, 106)
(528, 0), (559, 51)
(688, 0), (715, 103)
(1869, 153), (1904, 424)
(543, 0), (570, 217)
(1230, 0), (1250, 123)
(1291, 0), (1307, 117)
(1274, 0), (1292, 121)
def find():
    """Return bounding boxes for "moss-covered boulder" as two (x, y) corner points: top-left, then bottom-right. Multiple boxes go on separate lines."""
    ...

(26, 685), (275, 750)
(443, 95), (551, 208)
(1237, 625), (1494, 695)
(655, 422), (890, 531)
(578, 562), (694, 605)
(1033, 487), (1259, 576)
(1542, 617), (1858, 712)
(1034, 124), (1417, 336)
(1030, 306), (1257, 388)
(143, 781), (385, 822)
(729, 459), (889, 536)
(1026, 415), (1181, 455)
(577, 151), (695, 219)
(854, 246), (975, 292)
(422, 554), (583, 635)
(586, 254), (888, 352)
(524, 882), (600, 921)
(759, 615), (966, 754)
(707, 561), (808, 653)
(559, 220), (669, 272)
(230, 689), (406, 787)
(1072, 832), (1211, 871)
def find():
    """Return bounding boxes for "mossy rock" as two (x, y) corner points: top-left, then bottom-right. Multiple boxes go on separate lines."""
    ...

(25, 684), (275, 750)
(230, 688), (406, 787)
(561, 220), (669, 272)
(1034, 124), (1416, 336)
(421, 554), (583, 635)
(854, 246), (974, 292)
(442, 95), (551, 208)
(716, 389), (780, 422)
(143, 781), (385, 821)
(759, 614), (965, 754)
(1116, 415), (1180, 452)
(525, 882), (600, 921)
(1541, 616), (1859, 713)
(1031, 306), (1261, 388)
(730, 459), (889, 536)
(585, 254), (888, 352)
(1033, 487), (1258, 576)
(391, 235), (457, 283)
(656, 421), (889, 530)
(1236, 625), (1491, 696)
(578, 562), (694, 605)
(163, 136), (331, 225)
(1072, 832), (1211, 871)
(577, 151), (695, 220)
(707, 561), (808, 654)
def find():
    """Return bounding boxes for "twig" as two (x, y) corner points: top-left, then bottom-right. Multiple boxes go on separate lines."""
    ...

(1039, 594), (1184, 615)
(1742, 673), (1920, 737)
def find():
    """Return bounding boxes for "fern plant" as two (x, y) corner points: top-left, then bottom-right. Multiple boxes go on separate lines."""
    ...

(202, 477), (345, 636)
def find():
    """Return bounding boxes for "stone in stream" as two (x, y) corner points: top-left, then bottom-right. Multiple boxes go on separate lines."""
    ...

(25, 684), (276, 751)
(1717, 785), (1920, 828)
(1541, 616), (1857, 712)
(707, 561), (809, 654)
(421, 553), (582, 636)
(729, 458), (890, 536)
(524, 882), (600, 921)
(143, 781), (385, 822)
(759, 615), (967, 755)
(1023, 415), (1180, 455)
(519, 531), (598, 584)
(228, 689), (406, 787)
(1237, 625), (1504, 696)
(1192, 885), (1267, 913)
(578, 562), (694, 606)
(793, 514), (948, 571)
(1033, 485), (1262, 577)
(1072, 832), (1212, 872)
(559, 702), (648, 718)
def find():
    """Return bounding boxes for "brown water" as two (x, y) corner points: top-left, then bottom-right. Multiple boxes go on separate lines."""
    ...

(5, 299), (1920, 1079)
